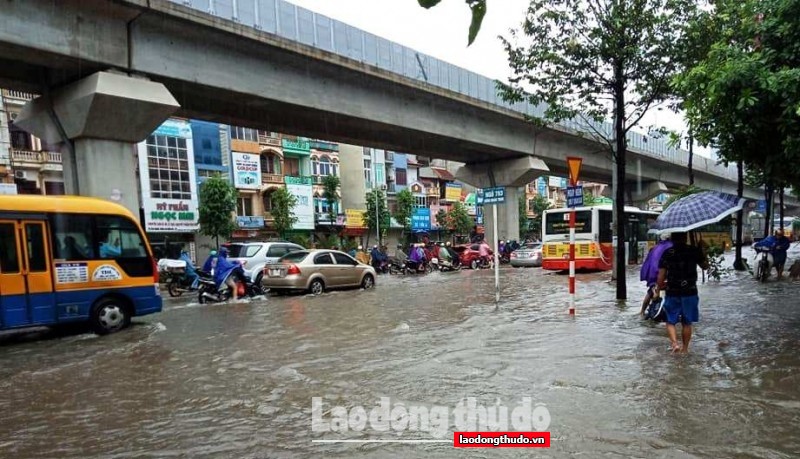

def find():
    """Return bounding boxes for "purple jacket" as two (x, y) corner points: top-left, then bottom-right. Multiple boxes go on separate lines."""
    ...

(640, 240), (673, 287)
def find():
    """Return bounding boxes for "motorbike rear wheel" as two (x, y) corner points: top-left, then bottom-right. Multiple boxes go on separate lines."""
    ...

(167, 278), (183, 297)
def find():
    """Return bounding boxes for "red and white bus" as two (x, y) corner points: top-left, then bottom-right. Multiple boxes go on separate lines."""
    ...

(541, 205), (658, 271)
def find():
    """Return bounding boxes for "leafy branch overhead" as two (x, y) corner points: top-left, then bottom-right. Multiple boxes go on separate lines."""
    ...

(417, 0), (486, 45)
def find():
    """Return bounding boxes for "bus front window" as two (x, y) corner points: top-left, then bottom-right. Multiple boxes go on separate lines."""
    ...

(545, 211), (593, 235)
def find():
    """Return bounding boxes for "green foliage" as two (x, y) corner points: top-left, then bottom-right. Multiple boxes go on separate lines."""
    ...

(198, 174), (237, 247)
(365, 190), (391, 244)
(583, 190), (597, 207)
(271, 187), (298, 238)
(446, 201), (474, 236)
(704, 243), (731, 281)
(321, 175), (341, 226)
(417, 0), (486, 45)
(317, 234), (340, 249)
(435, 208), (449, 236)
(286, 232), (310, 249)
(518, 194), (531, 238)
(527, 195), (551, 239)
(675, 0), (800, 193)
(394, 189), (415, 231)
(663, 185), (704, 209)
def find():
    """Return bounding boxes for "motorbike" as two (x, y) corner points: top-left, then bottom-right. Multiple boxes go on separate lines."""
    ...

(753, 246), (774, 282)
(390, 259), (432, 275)
(165, 267), (211, 297)
(197, 267), (265, 304)
(471, 256), (494, 270)
(431, 256), (461, 272)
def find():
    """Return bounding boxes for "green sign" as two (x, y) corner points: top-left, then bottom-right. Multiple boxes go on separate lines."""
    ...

(284, 175), (313, 186)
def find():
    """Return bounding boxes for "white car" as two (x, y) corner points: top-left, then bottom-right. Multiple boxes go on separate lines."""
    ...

(222, 241), (305, 284)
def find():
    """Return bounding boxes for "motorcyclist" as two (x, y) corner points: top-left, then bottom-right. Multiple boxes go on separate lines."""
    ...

(370, 245), (387, 273)
(408, 243), (424, 272)
(179, 247), (200, 289)
(754, 229), (791, 280)
(214, 247), (243, 301)
(394, 244), (408, 266)
(445, 241), (460, 267)
(478, 239), (491, 267)
(438, 242), (452, 266)
(202, 250), (218, 274)
(355, 245), (370, 265)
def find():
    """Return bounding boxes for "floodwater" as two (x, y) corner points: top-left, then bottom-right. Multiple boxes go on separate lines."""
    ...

(0, 246), (799, 458)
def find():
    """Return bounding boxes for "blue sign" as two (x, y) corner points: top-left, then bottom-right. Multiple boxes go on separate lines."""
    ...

(476, 207), (484, 225)
(236, 216), (265, 229)
(412, 207), (431, 231)
(756, 199), (767, 213)
(567, 185), (584, 208)
(481, 187), (506, 204)
(537, 177), (547, 196)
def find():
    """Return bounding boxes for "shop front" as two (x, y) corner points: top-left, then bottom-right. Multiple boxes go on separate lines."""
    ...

(137, 118), (200, 261)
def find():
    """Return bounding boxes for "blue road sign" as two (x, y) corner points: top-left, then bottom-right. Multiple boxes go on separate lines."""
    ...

(567, 185), (584, 208)
(481, 187), (506, 205)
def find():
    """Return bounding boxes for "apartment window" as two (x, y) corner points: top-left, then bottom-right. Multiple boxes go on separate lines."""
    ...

(375, 164), (384, 185)
(395, 168), (407, 186)
(263, 192), (273, 212)
(231, 126), (257, 142)
(314, 198), (337, 214)
(145, 134), (191, 200)
(261, 154), (280, 174)
(284, 157), (300, 177)
(237, 196), (253, 216)
(9, 122), (32, 150)
(414, 196), (427, 208)
(317, 156), (332, 176)
(363, 159), (372, 183)
(257, 130), (278, 139)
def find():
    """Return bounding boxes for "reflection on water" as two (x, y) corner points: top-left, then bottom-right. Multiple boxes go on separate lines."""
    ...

(0, 247), (799, 458)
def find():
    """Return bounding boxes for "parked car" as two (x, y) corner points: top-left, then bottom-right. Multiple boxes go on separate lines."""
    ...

(453, 244), (494, 270)
(264, 249), (376, 294)
(510, 242), (543, 267)
(222, 241), (305, 284)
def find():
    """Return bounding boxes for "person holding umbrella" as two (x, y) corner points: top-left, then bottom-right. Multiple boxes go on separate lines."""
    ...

(657, 232), (709, 353)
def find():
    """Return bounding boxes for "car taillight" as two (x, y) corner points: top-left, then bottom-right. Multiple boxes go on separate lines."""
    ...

(287, 264), (301, 275)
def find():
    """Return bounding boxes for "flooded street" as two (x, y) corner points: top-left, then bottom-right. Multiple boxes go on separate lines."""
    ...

(1, 247), (799, 458)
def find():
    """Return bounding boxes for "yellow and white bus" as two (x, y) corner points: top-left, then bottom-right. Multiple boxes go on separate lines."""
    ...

(0, 195), (161, 334)
(541, 205), (659, 271)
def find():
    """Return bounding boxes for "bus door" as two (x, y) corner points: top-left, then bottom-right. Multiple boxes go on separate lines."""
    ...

(0, 219), (54, 328)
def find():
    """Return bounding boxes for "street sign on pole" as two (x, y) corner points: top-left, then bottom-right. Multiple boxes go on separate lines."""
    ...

(567, 185), (584, 208)
(481, 187), (506, 205)
(565, 156), (582, 317)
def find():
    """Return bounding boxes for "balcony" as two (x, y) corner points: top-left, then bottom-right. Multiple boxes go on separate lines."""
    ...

(426, 187), (441, 197)
(2, 89), (35, 101)
(258, 133), (281, 147)
(309, 140), (339, 152)
(261, 173), (283, 184)
(11, 149), (62, 171)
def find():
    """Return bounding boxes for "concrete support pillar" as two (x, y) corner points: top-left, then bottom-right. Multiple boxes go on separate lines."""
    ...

(483, 186), (521, 246)
(456, 156), (549, 244)
(15, 71), (179, 216)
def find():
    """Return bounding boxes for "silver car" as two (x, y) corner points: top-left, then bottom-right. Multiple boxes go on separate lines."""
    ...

(510, 243), (543, 267)
(264, 249), (377, 294)
(224, 241), (305, 284)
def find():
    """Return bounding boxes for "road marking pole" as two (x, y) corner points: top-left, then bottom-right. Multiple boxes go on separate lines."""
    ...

(569, 208), (576, 316)
(493, 203), (500, 304)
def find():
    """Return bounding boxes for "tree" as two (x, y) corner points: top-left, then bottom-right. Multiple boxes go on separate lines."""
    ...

(198, 174), (237, 248)
(271, 187), (298, 239)
(676, 0), (800, 267)
(365, 190), (391, 247)
(518, 194), (531, 239)
(498, 0), (697, 300)
(394, 189), (415, 239)
(583, 190), (597, 207)
(417, 0), (486, 45)
(436, 208), (450, 237)
(528, 195), (551, 240)
(321, 175), (341, 228)
(447, 201), (474, 237)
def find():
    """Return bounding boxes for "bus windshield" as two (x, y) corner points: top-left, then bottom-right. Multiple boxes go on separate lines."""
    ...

(545, 210), (592, 235)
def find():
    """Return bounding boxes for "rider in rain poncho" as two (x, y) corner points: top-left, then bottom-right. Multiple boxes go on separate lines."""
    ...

(214, 247), (243, 301)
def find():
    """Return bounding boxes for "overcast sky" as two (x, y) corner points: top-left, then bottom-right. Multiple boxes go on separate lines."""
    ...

(286, 0), (706, 156)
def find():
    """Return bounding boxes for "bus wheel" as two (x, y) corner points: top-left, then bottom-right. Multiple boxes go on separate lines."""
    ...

(90, 298), (131, 335)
